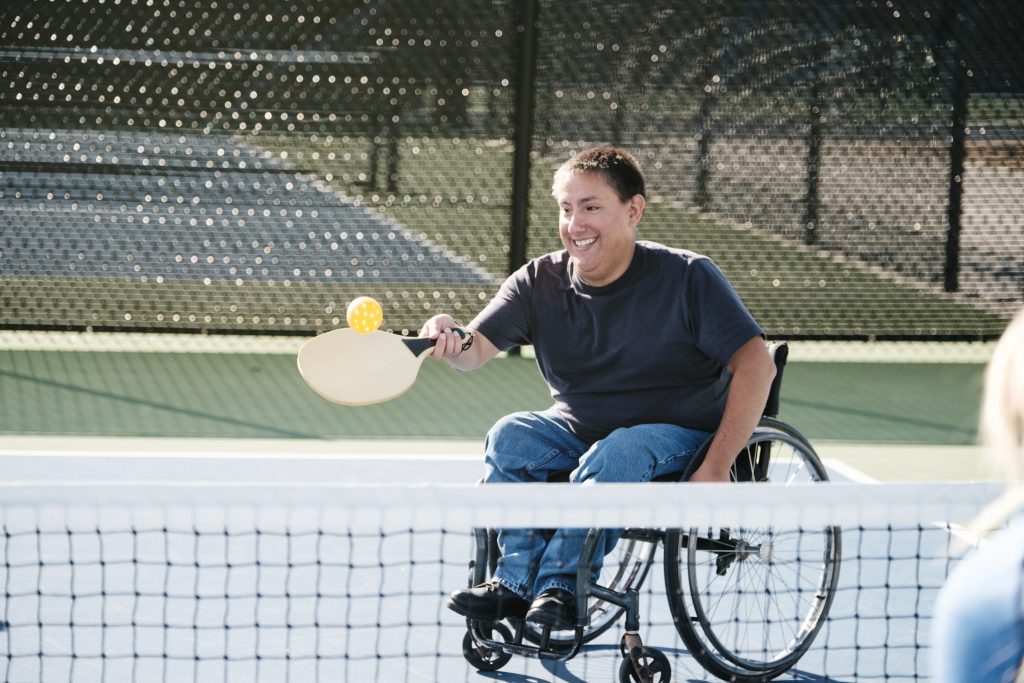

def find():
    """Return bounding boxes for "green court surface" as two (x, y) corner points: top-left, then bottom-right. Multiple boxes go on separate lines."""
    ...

(0, 339), (993, 482)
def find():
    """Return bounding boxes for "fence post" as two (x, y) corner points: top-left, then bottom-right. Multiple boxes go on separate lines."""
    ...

(694, 4), (759, 213)
(508, 0), (539, 277)
(804, 83), (823, 246)
(693, 92), (715, 213)
(505, 0), (539, 357)
(943, 1), (968, 293)
(387, 99), (400, 193)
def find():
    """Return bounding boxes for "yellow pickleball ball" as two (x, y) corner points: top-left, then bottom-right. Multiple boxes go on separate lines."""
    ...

(346, 296), (384, 334)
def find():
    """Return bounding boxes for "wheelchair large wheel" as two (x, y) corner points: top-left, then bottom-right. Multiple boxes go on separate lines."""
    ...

(664, 418), (841, 682)
(521, 528), (659, 646)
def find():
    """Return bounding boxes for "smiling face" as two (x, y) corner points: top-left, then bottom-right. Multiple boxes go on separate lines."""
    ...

(553, 170), (646, 287)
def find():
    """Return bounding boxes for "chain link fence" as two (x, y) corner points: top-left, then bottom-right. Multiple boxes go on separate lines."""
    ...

(1, 0), (1020, 339)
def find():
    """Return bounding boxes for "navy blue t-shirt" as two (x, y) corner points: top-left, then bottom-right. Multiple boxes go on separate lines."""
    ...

(470, 241), (763, 443)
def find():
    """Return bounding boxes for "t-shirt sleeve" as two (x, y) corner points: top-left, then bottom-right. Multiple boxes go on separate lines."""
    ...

(469, 264), (534, 352)
(686, 258), (764, 367)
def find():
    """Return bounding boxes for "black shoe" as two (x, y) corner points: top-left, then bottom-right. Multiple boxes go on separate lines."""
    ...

(446, 581), (530, 622)
(525, 588), (576, 629)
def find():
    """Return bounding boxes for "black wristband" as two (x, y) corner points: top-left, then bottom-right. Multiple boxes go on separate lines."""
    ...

(459, 329), (475, 353)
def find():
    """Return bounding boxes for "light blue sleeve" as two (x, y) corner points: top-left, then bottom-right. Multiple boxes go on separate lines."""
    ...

(931, 517), (1024, 682)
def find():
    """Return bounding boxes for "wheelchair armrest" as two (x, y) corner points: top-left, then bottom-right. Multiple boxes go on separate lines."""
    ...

(763, 341), (788, 419)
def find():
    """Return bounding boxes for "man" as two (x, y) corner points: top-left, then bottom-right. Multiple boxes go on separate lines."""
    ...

(421, 146), (774, 628)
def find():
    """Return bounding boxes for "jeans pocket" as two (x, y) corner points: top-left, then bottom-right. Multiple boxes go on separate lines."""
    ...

(525, 448), (577, 477)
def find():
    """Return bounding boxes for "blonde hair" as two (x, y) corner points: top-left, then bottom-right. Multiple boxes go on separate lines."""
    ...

(982, 307), (1024, 479)
(971, 307), (1024, 534)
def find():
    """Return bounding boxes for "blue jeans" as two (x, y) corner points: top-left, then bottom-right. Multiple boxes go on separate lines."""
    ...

(484, 409), (711, 600)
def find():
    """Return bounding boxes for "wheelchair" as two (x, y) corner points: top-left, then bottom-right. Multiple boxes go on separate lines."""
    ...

(458, 343), (842, 682)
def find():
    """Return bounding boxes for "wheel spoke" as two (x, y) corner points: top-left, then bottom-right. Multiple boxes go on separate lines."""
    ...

(669, 419), (842, 679)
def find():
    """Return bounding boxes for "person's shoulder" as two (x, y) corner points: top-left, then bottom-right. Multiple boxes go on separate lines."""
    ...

(637, 241), (712, 268)
(533, 249), (570, 266)
(523, 249), (570, 275)
(505, 249), (569, 286)
(944, 518), (1024, 597)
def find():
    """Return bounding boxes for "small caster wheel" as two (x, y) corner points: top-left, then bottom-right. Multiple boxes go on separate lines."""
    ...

(462, 622), (514, 672)
(619, 645), (671, 682)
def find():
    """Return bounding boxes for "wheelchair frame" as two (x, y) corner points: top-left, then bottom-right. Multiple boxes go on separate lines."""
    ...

(459, 343), (842, 683)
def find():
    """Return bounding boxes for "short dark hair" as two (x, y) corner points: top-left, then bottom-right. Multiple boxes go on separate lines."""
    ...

(553, 146), (646, 202)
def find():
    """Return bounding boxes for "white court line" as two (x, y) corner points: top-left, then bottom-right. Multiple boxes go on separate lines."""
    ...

(0, 448), (481, 461)
(0, 330), (996, 362)
(823, 458), (880, 483)
(0, 330), (305, 354)
(786, 341), (995, 363)
(0, 435), (483, 456)
(0, 441), (967, 472)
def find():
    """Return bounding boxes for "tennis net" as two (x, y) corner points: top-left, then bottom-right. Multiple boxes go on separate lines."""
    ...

(0, 472), (1002, 682)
